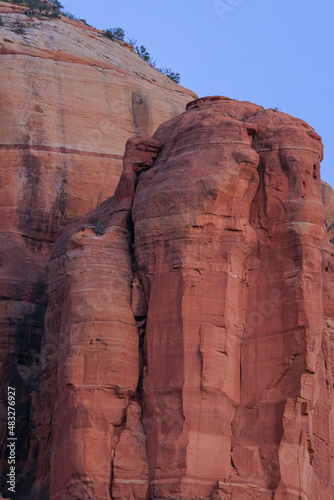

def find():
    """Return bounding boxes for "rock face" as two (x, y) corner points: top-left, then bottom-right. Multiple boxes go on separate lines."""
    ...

(323, 181), (334, 244)
(33, 96), (334, 500)
(33, 137), (160, 500)
(0, 5), (195, 496)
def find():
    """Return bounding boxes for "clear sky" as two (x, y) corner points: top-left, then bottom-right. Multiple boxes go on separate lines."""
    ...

(62, 0), (334, 188)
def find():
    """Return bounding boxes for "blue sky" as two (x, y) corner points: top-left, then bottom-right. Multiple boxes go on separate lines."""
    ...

(62, 0), (334, 188)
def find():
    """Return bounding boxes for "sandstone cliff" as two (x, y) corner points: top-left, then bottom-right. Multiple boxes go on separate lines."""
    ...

(323, 181), (334, 244)
(34, 96), (334, 499)
(0, 5), (196, 497)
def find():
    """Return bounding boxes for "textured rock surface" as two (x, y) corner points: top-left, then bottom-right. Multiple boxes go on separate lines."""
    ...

(323, 181), (334, 244)
(0, 5), (195, 496)
(131, 97), (333, 499)
(34, 137), (160, 499)
(32, 96), (334, 499)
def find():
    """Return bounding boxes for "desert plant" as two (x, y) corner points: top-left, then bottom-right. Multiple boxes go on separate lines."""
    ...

(26, 0), (42, 14)
(48, 0), (63, 17)
(63, 11), (78, 20)
(127, 37), (137, 48)
(135, 44), (151, 62)
(105, 27), (125, 40)
(0, 0), (62, 17)
(104, 29), (114, 39)
(24, 0), (56, 17)
(0, 17), (4, 26)
(50, 0), (63, 9)
(157, 67), (181, 84)
(92, 220), (106, 235)
(41, 3), (51, 14)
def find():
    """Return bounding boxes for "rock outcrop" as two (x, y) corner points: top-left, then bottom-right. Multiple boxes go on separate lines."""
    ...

(323, 181), (334, 244)
(0, 5), (196, 497)
(32, 96), (334, 499)
(33, 136), (160, 499)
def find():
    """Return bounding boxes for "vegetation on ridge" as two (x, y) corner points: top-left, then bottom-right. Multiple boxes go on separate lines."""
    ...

(0, 1), (181, 83)
(105, 27), (181, 84)
(1, 0), (63, 17)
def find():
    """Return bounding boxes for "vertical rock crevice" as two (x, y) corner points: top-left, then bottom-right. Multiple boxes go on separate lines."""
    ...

(110, 219), (150, 500)
(33, 137), (160, 500)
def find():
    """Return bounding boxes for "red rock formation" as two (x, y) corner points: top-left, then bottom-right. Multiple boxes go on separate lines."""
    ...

(132, 97), (262, 499)
(322, 181), (334, 497)
(34, 96), (334, 499)
(235, 106), (329, 499)
(0, 5), (195, 496)
(33, 137), (160, 500)
(323, 181), (334, 244)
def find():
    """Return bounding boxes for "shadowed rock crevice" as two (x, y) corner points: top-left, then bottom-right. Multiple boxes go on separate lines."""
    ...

(31, 137), (160, 500)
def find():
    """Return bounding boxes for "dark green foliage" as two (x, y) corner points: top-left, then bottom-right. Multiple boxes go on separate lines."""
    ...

(104, 29), (114, 39)
(49, 0), (63, 9)
(49, 0), (63, 18)
(63, 11), (79, 20)
(14, 26), (25, 33)
(125, 35), (181, 83)
(134, 44), (180, 83)
(127, 37), (137, 48)
(0, 17), (4, 26)
(105, 27), (125, 40)
(26, 0), (44, 13)
(26, 0), (63, 17)
(3, 4), (180, 81)
(2, 0), (63, 18)
(157, 67), (181, 84)
(63, 12), (90, 25)
(92, 220), (106, 235)
(135, 44), (151, 62)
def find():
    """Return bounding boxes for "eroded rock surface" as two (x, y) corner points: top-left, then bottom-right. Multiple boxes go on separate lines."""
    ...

(323, 181), (334, 244)
(32, 137), (160, 499)
(32, 96), (334, 499)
